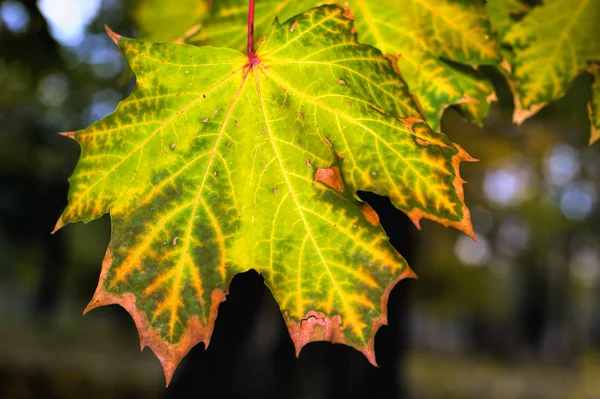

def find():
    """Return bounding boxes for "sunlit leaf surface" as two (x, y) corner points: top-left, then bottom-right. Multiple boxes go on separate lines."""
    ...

(59, 6), (475, 384)
(134, 0), (501, 130)
(499, 0), (600, 137)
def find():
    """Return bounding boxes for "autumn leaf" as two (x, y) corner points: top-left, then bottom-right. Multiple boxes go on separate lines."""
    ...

(497, 0), (600, 140)
(349, 0), (500, 131)
(134, 0), (501, 131)
(57, 5), (475, 385)
(133, 0), (208, 42)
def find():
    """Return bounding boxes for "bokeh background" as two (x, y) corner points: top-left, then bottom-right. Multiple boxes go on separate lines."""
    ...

(1, 0), (600, 398)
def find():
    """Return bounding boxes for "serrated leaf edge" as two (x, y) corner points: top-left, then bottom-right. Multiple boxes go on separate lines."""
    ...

(286, 261), (417, 366)
(84, 241), (226, 387)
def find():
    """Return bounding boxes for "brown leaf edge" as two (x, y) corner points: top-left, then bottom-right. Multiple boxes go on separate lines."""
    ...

(589, 103), (600, 145)
(285, 263), (417, 366)
(398, 117), (478, 241)
(84, 239), (226, 387)
(499, 61), (547, 125)
(588, 64), (600, 145)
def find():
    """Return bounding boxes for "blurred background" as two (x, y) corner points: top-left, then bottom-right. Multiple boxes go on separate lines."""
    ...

(1, 0), (600, 398)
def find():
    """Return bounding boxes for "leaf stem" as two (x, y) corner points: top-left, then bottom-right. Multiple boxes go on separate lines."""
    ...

(247, 0), (256, 59)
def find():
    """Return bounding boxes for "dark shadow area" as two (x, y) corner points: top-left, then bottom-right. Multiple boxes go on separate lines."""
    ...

(167, 192), (417, 399)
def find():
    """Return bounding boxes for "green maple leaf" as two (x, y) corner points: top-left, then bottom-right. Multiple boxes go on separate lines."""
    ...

(349, 0), (500, 130)
(133, 0), (208, 42)
(134, 0), (501, 131)
(496, 0), (600, 140)
(57, 5), (475, 384)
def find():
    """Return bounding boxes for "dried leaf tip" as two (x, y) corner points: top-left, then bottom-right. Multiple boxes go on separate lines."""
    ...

(104, 24), (122, 45)
(50, 217), (65, 235)
(58, 131), (75, 140)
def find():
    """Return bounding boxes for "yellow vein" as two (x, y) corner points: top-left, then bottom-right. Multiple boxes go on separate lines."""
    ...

(255, 69), (363, 339)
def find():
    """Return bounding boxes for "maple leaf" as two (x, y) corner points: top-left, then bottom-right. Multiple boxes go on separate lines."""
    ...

(56, 5), (475, 385)
(348, 0), (500, 130)
(134, 0), (501, 131)
(133, 0), (208, 42)
(495, 0), (600, 141)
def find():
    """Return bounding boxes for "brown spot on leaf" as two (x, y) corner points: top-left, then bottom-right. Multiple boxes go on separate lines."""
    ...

(171, 143), (176, 149)
(337, 152), (345, 159)
(273, 187), (278, 195)
(322, 137), (332, 147)
(235, 120), (239, 127)
(361, 203), (380, 227)
(202, 118), (209, 123)
(342, 4), (355, 20)
(298, 112), (304, 120)
(290, 21), (298, 32)
(398, 116), (425, 130)
(415, 138), (430, 146)
(305, 158), (313, 168)
(313, 166), (344, 193)
(172, 236), (178, 245)
(338, 79), (346, 85)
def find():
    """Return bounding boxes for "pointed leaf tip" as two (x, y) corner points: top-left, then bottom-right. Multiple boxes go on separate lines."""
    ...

(84, 248), (227, 387)
(58, 131), (75, 140)
(104, 24), (122, 44)
(50, 217), (65, 235)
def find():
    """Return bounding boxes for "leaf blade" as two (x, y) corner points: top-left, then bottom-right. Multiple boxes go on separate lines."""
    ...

(502, 0), (600, 126)
(59, 5), (475, 384)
